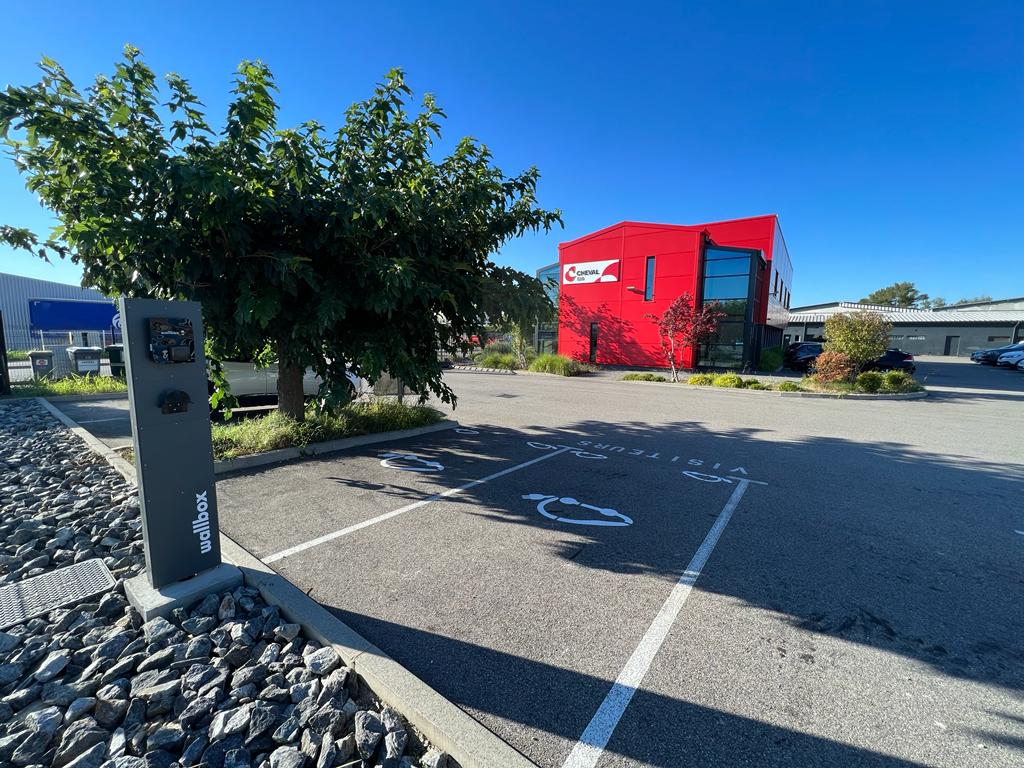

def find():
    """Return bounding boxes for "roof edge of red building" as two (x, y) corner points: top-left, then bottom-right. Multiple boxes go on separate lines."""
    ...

(558, 214), (779, 250)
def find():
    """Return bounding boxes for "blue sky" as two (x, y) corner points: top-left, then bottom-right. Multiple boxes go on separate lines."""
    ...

(1, 1), (1021, 305)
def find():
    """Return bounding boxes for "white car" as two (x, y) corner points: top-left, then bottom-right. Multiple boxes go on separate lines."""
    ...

(995, 350), (1024, 367)
(219, 361), (364, 400)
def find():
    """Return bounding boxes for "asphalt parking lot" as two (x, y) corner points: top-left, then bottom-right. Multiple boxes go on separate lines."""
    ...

(55, 357), (1024, 767)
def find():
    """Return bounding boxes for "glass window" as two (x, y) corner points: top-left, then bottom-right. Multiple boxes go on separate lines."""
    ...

(705, 247), (749, 261)
(703, 275), (749, 299)
(644, 256), (655, 301)
(712, 299), (748, 317)
(704, 258), (750, 277)
(711, 321), (745, 345)
(701, 344), (744, 368)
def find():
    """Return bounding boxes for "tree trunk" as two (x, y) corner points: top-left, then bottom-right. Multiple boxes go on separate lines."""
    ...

(277, 361), (306, 421)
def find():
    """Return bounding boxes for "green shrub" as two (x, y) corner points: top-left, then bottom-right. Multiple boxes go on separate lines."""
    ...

(529, 353), (582, 376)
(686, 373), (715, 386)
(823, 311), (892, 368)
(211, 401), (443, 460)
(777, 381), (802, 392)
(854, 371), (883, 393)
(478, 352), (518, 370)
(712, 373), (744, 388)
(482, 340), (512, 355)
(6, 350), (30, 361)
(880, 370), (921, 393)
(622, 372), (668, 382)
(757, 347), (783, 372)
(812, 350), (855, 383)
(745, 382), (769, 390)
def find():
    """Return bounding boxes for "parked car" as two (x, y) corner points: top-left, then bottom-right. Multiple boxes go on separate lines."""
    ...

(784, 342), (824, 372)
(784, 342), (915, 374)
(212, 360), (364, 404)
(861, 348), (916, 374)
(995, 349), (1024, 368)
(971, 342), (1024, 364)
(1018, 358), (1024, 372)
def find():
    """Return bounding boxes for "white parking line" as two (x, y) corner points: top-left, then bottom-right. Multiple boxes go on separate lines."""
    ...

(562, 479), (752, 768)
(263, 447), (573, 563)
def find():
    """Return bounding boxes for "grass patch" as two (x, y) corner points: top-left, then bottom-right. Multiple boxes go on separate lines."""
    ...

(529, 354), (583, 376)
(622, 372), (668, 382)
(477, 351), (519, 370)
(210, 400), (444, 460)
(4, 374), (127, 398)
(776, 381), (802, 392)
(6, 350), (30, 361)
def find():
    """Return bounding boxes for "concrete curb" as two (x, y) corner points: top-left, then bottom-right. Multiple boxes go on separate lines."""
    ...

(36, 397), (138, 483)
(213, 419), (459, 475)
(43, 391), (129, 402)
(616, 379), (929, 399)
(37, 399), (537, 768)
(448, 366), (517, 375)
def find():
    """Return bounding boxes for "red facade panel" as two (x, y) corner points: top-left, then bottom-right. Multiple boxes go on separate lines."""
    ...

(557, 215), (791, 368)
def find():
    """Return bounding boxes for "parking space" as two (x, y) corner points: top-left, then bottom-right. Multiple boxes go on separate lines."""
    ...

(220, 425), (767, 766)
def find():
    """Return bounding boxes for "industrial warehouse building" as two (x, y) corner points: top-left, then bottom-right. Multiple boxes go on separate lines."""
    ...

(0, 271), (114, 350)
(552, 215), (793, 369)
(785, 298), (1024, 356)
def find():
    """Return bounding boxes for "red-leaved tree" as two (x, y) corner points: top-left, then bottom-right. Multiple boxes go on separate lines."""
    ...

(646, 293), (726, 381)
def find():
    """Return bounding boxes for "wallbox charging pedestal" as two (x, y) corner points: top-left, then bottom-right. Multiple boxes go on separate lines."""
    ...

(119, 298), (241, 620)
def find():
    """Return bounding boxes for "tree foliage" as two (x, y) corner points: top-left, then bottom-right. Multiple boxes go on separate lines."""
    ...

(645, 293), (725, 382)
(0, 47), (561, 418)
(860, 282), (928, 308)
(823, 311), (892, 368)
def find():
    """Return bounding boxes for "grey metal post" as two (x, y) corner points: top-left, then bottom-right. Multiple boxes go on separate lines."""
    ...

(119, 298), (223, 588)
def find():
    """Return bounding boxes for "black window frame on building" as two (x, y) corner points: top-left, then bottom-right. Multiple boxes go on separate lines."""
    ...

(588, 322), (599, 363)
(697, 244), (765, 370)
(644, 256), (656, 301)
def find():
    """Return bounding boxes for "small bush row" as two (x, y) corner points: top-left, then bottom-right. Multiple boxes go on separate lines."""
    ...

(477, 351), (519, 370)
(529, 354), (583, 376)
(621, 372), (668, 382)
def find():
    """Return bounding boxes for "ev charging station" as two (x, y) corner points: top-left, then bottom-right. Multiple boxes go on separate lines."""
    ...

(119, 297), (241, 619)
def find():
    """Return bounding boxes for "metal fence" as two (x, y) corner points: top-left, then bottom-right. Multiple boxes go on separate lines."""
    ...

(2, 327), (121, 381)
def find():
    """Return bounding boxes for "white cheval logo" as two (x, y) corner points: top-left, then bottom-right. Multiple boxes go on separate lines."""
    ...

(522, 494), (632, 527)
(192, 491), (212, 554)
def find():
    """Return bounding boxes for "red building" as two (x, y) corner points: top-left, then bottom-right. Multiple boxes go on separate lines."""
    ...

(556, 215), (793, 370)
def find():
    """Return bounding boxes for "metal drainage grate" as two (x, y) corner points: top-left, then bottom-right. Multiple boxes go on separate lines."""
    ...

(0, 558), (116, 630)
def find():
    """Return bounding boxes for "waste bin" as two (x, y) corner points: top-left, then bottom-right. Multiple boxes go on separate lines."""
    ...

(29, 350), (55, 381)
(105, 344), (126, 378)
(67, 346), (103, 375)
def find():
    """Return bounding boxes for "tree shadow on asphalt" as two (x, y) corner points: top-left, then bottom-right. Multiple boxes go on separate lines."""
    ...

(328, 608), (936, 768)
(427, 418), (1024, 699)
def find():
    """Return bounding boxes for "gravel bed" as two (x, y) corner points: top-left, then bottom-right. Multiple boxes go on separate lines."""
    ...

(0, 399), (451, 768)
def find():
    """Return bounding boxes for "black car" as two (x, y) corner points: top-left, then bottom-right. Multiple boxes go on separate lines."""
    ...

(971, 341), (1024, 364)
(783, 342), (823, 372)
(861, 348), (916, 374)
(784, 342), (916, 374)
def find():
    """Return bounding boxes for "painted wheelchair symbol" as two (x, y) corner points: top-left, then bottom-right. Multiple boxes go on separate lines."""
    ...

(522, 494), (633, 527)
(526, 441), (607, 460)
(378, 453), (445, 472)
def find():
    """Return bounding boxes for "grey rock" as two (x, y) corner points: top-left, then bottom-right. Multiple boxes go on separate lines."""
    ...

(26, 704), (63, 735)
(224, 748), (251, 768)
(147, 723), (185, 752)
(334, 733), (355, 762)
(54, 720), (107, 767)
(34, 649), (70, 682)
(180, 734), (209, 767)
(201, 732), (245, 768)
(94, 696), (128, 728)
(246, 703), (280, 744)
(11, 727), (55, 767)
(269, 746), (306, 768)
(314, 733), (335, 768)
(272, 715), (300, 744)
(63, 742), (107, 768)
(180, 694), (216, 729)
(0, 631), (20, 654)
(65, 696), (96, 724)
(194, 593), (221, 616)
(354, 710), (384, 760)
(218, 595), (236, 621)
(142, 748), (175, 768)
(0, 662), (24, 685)
(304, 647), (340, 677)
(420, 748), (449, 768)
(210, 702), (254, 741)
(384, 728), (407, 759)
(104, 757), (146, 768)
(274, 624), (300, 642)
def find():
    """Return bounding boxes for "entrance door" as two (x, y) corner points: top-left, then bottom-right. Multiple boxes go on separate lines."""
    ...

(589, 322), (599, 363)
(943, 335), (960, 356)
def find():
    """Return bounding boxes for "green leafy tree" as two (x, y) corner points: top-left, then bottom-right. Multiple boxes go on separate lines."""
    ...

(823, 311), (892, 371)
(860, 282), (928, 308)
(645, 293), (725, 382)
(0, 47), (561, 419)
(925, 297), (947, 309)
(479, 265), (555, 367)
(954, 295), (993, 305)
